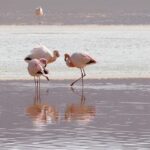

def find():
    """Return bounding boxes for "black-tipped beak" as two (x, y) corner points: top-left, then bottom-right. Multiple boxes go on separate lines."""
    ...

(44, 68), (49, 74)
(46, 76), (50, 81)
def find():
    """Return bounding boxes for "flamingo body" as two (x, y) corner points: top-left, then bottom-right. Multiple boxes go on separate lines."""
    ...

(27, 58), (49, 80)
(28, 59), (45, 77)
(35, 7), (44, 17)
(25, 45), (60, 64)
(70, 53), (96, 68)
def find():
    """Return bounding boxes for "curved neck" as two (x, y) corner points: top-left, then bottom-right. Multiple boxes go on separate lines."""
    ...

(65, 54), (71, 61)
(48, 52), (57, 63)
(65, 54), (75, 67)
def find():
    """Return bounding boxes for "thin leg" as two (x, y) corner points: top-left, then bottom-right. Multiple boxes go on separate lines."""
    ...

(34, 77), (37, 104)
(82, 68), (86, 76)
(70, 68), (83, 86)
(37, 77), (39, 102)
(82, 68), (86, 87)
(39, 77), (41, 103)
(37, 76), (40, 103)
(81, 69), (84, 87)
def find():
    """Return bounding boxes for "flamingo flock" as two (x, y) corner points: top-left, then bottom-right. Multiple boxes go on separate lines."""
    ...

(25, 44), (96, 92)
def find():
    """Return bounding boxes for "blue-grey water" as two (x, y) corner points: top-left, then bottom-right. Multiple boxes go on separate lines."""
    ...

(1, 79), (150, 149)
(0, 25), (150, 79)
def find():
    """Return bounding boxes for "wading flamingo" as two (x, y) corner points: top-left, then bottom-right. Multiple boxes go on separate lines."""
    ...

(25, 44), (60, 67)
(64, 52), (96, 86)
(27, 58), (49, 100)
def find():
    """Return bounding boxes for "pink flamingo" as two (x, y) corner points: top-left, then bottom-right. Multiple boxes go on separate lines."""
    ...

(27, 58), (49, 100)
(24, 44), (60, 67)
(64, 52), (96, 86)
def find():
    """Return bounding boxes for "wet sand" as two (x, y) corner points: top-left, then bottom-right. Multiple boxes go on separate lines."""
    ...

(0, 78), (150, 149)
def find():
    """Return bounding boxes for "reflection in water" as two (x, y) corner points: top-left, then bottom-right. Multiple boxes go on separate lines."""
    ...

(1, 80), (150, 149)
(26, 89), (59, 127)
(65, 87), (96, 124)
(26, 104), (58, 127)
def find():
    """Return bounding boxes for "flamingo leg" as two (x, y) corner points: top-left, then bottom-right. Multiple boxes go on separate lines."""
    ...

(82, 68), (86, 87)
(36, 76), (39, 103)
(34, 76), (37, 103)
(82, 68), (86, 77)
(39, 76), (41, 103)
(37, 76), (40, 103)
(70, 68), (84, 86)
(81, 69), (84, 87)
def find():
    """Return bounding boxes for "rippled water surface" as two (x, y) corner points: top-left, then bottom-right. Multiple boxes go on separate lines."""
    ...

(0, 79), (150, 149)
(0, 25), (150, 79)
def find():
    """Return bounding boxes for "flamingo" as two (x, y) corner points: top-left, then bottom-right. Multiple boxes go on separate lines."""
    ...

(27, 58), (49, 100)
(24, 44), (60, 67)
(64, 52), (96, 86)
(35, 7), (44, 17)
(35, 7), (44, 24)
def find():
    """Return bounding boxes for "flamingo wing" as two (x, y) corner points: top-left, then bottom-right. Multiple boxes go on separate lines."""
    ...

(71, 53), (96, 67)
(31, 45), (52, 61)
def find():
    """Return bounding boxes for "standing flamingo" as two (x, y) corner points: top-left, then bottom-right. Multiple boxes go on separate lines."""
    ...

(27, 58), (49, 100)
(35, 7), (44, 24)
(24, 44), (60, 67)
(64, 52), (96, 86)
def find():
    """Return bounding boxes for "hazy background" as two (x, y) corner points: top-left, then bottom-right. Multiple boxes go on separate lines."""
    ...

(0, 0), (150, 25)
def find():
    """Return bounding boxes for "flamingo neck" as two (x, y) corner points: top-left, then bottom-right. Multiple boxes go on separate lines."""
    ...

(48, 54), (57, 63)
(65, 54), (75, 67)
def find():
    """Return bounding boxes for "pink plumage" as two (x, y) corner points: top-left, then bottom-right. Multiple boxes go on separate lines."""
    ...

(64, 52), (96, 86)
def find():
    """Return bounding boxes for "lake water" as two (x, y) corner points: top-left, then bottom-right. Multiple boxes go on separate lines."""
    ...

(1, 79), (150, 149)
(0, 25), (150, 80)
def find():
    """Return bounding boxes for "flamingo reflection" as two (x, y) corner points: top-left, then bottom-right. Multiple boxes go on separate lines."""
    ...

(26, 91), (59, 127)
(65, 87), (96, 124)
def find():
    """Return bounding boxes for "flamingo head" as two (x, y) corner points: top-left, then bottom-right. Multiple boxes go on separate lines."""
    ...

(53, 50), (60, 58)
(64, 53), (70, 61)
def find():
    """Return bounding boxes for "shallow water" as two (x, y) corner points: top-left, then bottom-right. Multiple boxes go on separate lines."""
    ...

(0, 25), (150, 79)
(1, 79), (150, 149)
